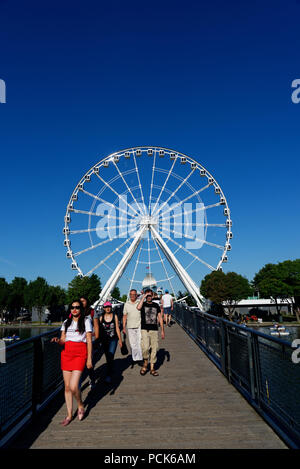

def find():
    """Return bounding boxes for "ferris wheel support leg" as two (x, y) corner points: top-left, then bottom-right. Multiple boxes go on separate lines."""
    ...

(150, 226), (206, 310)
(92, 225), (147, 309)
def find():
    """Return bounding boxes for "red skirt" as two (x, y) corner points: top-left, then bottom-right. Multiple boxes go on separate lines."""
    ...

(61, 341), (87, 371)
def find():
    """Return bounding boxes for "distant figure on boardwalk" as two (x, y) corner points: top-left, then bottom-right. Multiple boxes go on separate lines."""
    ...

(51, 299), (93, 426)
(161, 290), (173, 327)
(98, 301), (123, 383)
(123, 289), (143, 367)
(80, 296), (100, 389)
(137, 292), (165, 376)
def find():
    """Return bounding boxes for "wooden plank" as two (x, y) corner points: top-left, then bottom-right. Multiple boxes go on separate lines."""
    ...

(10, 323), (287, 449)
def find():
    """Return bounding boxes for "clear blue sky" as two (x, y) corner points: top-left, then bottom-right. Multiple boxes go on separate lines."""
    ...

(0, 0), (299, 293)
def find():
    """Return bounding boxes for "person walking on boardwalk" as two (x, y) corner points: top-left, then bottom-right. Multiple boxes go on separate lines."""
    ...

(122, 289), (143, 367)
(51, 299), (93, 426)
(137, 292), (165, 376)
(98, 301), (123, 383)
(161, 290), (174, 327)
(80, 295), (100, 389)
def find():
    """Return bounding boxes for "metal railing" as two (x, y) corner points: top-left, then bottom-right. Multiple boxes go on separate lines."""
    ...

(0, 328), (63, 447)
(173, 303), (300, 449)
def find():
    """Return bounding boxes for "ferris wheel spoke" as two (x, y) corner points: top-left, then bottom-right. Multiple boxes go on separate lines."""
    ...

(151, 234), (177, 299)
(80, 188), (136, 220)
(152, 170), (194, 218)
(112, 160), (145, 216)
(159, 225), (224, 250)
(151, 157), (177, 215)
(148, 150), (157, 215)
(156, 183), (211, 220)
(95, 173), (141, 219)
(158, 227), (215, 271)
(73, 237), (113, 257)
(165, 201), (222, 222)
(133, 152), (147, 215)
(85, 237), (132, 276)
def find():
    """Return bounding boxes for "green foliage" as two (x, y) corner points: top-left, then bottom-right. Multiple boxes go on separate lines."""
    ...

(66, 274), (101, 305)
(7, 277), (28, 314)
(48, 285), (67, 307)
(253, 259), (300, 314)
(120, 294), (128, 303)
(25, 277), (51, 324)
(111, 286), (121, 300)
(0, 278), (10, 318)
(200, 270), (252, 318)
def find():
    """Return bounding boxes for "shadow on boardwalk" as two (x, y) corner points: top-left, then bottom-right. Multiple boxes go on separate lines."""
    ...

(82, 355), (132, 419)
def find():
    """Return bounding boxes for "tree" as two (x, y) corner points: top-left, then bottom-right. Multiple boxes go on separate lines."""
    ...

(253, 259), (300, 319)
(258, 278), (293, 316)
(7, 277), (28, 319)
(25, 277), (51, 324)
(48, 285), (67, 307)
(111, 286), (121, 301)
(120, 294), (128, 303)
(67, 274), (101, 305)
(0, 277), (10, 322)
(200, 270), (252, 320)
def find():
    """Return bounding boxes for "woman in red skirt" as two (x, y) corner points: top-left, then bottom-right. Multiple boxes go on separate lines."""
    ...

(51, 299), (92, 426)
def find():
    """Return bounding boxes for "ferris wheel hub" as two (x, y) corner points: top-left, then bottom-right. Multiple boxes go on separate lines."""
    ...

(139, 215), (158, 229)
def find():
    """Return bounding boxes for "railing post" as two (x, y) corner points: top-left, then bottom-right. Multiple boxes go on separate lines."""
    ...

(247, 331), (256, 401)
(220, 319), (227, 377)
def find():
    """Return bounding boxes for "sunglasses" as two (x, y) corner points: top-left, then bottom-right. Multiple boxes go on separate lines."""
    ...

(71, 306), (81, 310)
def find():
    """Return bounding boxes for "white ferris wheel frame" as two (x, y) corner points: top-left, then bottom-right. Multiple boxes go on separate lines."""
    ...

(63, 146), (233, 310)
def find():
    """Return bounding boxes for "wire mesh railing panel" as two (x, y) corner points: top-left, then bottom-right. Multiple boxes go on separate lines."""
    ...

(257, 337), (300, 436)
(227, 328), (251, 392)
(0, 342), (34, 432)
(40, 332), (63, 402)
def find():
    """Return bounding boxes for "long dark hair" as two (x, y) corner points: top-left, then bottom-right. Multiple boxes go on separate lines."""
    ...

(65, 300), (86, 334)
(80, 295), (91, 315)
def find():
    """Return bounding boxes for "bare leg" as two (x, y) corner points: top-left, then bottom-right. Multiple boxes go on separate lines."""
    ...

(69, 370), (84, 411)
(63, 371), (73, 419)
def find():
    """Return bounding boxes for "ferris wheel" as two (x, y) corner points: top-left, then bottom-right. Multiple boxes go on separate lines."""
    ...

(63, 147), (232, 308)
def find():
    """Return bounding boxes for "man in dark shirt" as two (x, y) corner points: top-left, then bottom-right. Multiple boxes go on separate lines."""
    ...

(137, 292), (164, 376)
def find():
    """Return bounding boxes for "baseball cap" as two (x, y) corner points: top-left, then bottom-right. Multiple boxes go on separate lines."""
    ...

(103, 301), (112, 307)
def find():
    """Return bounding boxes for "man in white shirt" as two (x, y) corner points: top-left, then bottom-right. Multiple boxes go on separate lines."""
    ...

(161, 290), (173, 327)
(123, 289), (143, 366)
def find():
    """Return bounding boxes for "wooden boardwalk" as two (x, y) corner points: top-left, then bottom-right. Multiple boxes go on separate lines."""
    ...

(11, 322), (287, 449)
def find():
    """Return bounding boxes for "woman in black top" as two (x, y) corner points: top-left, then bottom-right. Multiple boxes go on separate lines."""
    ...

(99, 301), (122, 383)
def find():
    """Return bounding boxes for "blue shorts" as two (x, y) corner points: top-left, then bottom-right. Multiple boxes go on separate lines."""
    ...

(163, 307), (172, 315)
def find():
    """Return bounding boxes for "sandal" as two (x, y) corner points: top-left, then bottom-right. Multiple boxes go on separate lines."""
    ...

(61, 416), (72, 426)
(78, 407), (85, 421)
(140, 366), (148, 376)
(150, 369), (159, 376)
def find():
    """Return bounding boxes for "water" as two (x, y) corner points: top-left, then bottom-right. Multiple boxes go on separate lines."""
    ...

(250, 325), (300, 343)
(0, 326), (57, 341)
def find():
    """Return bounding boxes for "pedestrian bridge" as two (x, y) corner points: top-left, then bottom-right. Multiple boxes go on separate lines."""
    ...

(1, 305), (299, 449)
